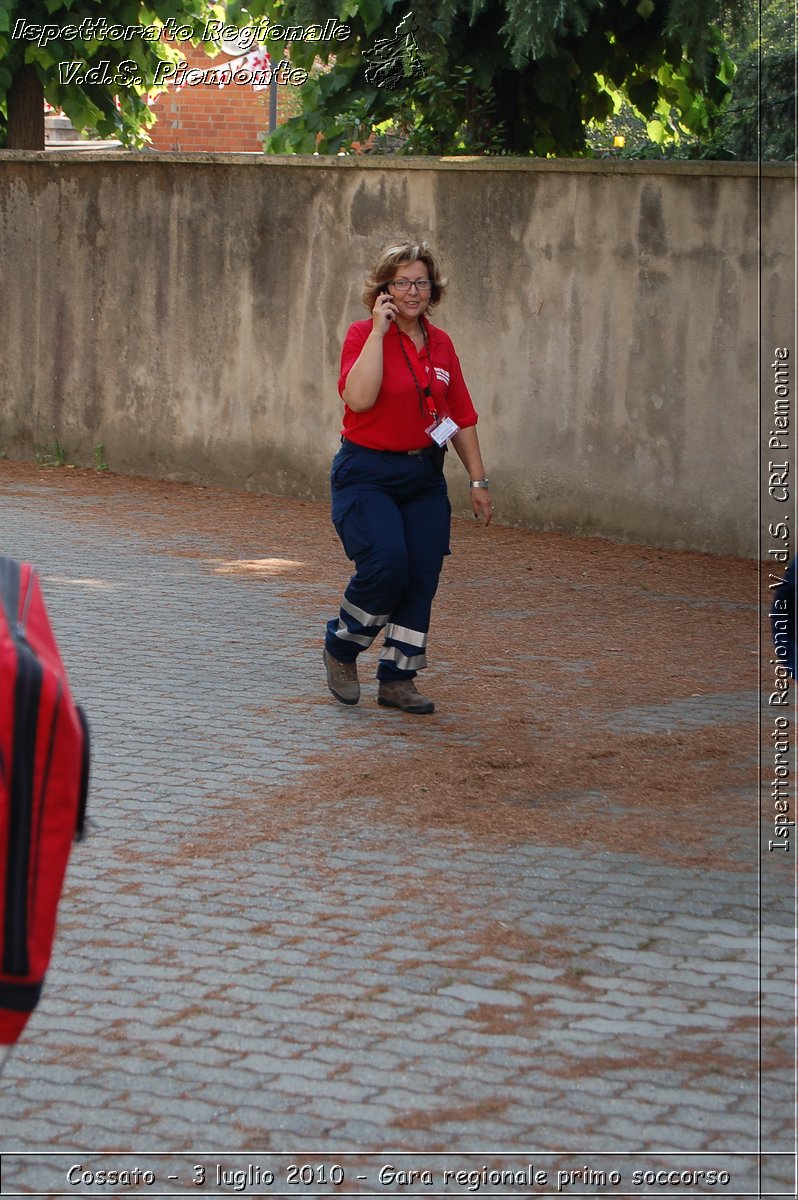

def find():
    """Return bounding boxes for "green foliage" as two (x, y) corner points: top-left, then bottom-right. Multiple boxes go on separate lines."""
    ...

(35, 437), (67, 467)
(265, 62), (505, 155)
(701, 0), (795, 160)
(0, 0), (221, 147)
(238, 0), (748, 157)
(590, 0), (795, 159)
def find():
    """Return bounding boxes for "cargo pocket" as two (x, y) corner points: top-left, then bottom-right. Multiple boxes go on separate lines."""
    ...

(331, 494), (372, 563)
(330, 445), (356, 490)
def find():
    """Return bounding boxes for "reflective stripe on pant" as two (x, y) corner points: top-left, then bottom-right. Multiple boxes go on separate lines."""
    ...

(325, 442), (451, 681)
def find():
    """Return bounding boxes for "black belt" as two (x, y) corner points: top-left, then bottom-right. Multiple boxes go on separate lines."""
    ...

(341, 437), (440, 458)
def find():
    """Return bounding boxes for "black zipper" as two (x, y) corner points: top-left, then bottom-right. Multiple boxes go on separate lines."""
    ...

(75, 705), (90, 841)
(0, 558), (21, 631)
(28, 682), (62, 923)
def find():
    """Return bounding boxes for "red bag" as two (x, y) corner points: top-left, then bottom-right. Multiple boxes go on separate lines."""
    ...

(0, 557), (89, 1047)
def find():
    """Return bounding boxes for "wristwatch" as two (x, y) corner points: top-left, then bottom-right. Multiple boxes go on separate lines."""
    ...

(469, 479), (490, 489)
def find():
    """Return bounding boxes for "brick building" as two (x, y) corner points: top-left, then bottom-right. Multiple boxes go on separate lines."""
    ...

(147, 38), (299, 153)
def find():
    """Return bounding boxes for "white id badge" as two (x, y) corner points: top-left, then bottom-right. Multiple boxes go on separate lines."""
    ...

(425, 415), (460, 447)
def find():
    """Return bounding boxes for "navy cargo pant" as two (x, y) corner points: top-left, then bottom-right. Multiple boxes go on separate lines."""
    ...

(325, 440), (451, 682)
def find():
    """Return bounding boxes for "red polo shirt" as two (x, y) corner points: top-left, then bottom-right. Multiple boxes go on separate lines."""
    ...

(338, 318), (479, 452)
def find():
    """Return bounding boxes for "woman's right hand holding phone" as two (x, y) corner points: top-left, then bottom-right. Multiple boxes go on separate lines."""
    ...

(372, 289), (397, 336)
(343, 291), (393, 411)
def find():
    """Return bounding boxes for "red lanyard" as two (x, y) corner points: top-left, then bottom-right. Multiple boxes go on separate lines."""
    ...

(397, 324), (437, 421)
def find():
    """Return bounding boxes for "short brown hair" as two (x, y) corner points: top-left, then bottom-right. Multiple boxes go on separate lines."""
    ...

(362, 241), (448, 312)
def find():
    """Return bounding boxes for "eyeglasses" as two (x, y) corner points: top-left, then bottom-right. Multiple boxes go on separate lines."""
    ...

(389, 278), (432, 293)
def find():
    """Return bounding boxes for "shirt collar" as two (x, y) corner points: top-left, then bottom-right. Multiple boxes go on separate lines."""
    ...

(388, 316), (440, 348)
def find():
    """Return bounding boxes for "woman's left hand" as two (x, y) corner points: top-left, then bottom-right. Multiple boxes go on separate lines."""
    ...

(471, 487), (493, 527)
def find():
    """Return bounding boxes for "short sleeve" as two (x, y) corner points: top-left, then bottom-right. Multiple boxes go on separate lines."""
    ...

(338, 321), (371, 399)
(441, 340), (478, 429)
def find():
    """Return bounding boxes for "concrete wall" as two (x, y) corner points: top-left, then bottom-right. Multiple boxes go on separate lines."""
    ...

(0, 153), (792, 556)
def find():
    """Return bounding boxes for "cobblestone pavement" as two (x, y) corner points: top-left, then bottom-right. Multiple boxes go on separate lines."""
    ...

(0, 464), (793, 1198)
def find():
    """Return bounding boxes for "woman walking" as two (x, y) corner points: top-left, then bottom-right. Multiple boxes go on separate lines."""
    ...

(323, 241), (491, 714)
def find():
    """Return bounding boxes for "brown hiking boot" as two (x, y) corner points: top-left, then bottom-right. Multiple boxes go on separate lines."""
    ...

(323, 650), (360, 705)
(377, 679), (435, 714)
